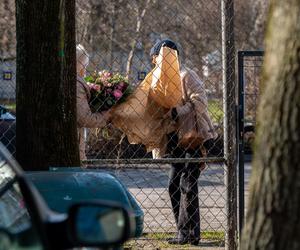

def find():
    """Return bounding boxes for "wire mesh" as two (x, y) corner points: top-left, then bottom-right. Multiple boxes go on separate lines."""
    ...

(0, 0), (271, 249)
(76, 1), (228, 249)
(237, 51), (264, 242)
(243, 56), (263, 154)
(0, 0), (16, 157)
(76, 0), (225, 163)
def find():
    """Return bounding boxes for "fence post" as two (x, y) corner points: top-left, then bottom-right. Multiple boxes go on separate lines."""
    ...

(221, 0), (237, 249)
(237, 50), (264, 244)
(237, 51), (245, 242)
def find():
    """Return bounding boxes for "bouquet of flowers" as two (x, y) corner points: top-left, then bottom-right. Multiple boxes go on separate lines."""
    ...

(85, 70), (133, 112)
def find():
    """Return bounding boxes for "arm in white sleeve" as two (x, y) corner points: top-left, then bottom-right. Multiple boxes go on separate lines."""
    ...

(176, 70), (208, 116)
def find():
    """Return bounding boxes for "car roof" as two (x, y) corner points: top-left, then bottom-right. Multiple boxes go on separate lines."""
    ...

(26, 170), (132, 213)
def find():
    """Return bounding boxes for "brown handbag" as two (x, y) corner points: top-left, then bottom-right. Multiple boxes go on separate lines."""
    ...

(177, 81), (205, 150)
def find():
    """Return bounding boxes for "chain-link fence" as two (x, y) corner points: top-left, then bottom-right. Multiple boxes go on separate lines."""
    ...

(76, 1), (235, 249)
(76, 0), (225, 162)
(242, 53), (263, 153)
(0, 1), (16, 157)
(237, 50), (264, 237)
(0, 0), (270, 249)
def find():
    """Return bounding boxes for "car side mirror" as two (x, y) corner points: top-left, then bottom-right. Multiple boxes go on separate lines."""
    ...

(68, 201), (130, 248)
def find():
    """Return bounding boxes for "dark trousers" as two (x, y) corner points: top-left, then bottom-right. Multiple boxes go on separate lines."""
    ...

(167, 133), (201, 240)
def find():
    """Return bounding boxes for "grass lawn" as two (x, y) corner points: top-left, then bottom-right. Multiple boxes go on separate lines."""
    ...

(0, 100), (16, 112)
(6, 103), (16, 112)
(125, 231), (225, 249)
(208, 99), (223, 125)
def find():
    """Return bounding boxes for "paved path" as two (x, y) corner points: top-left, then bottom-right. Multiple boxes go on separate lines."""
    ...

(102, 163), (252, 232)
(100, 162), (252, 249)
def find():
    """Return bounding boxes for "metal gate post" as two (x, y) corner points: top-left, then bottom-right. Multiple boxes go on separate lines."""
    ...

(237, 50), (264, 244)
(221, 0), (237, 249)
(237, 51), (245, 241)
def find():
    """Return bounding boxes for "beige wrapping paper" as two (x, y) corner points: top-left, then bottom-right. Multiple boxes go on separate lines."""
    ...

(150, 47), (182, 108)
(112, 69), (175, 152)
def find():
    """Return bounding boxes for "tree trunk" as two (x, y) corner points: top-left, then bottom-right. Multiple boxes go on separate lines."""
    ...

(15, 0), (80, 170)
(109, 2), (116, 71)
(241, 0), (300, 249)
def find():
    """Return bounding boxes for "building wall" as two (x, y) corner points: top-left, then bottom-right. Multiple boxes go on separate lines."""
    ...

(0, 59), (16, 100)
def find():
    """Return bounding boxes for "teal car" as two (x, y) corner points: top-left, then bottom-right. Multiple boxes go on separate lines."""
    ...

(26, 168), (144, 238)
(0, 143), (135, 250)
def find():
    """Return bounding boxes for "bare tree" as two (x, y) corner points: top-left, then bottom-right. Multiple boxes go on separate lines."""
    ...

(248, 0), (269, 49)
(241, 0), (300, 249)
(76, 1), (92, 43)
(125, 0), (152, 77)
(0, 0), (16, 58)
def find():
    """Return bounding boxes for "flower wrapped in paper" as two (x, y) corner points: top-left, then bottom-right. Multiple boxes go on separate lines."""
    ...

(112, 47), (182, 152)
(150, 46), (182, 108)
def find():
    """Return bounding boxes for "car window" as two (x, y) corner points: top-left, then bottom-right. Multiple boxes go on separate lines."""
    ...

(0, 157), (43, 250)
(0, 112), (15, 120)
(0, 105), (15, 120)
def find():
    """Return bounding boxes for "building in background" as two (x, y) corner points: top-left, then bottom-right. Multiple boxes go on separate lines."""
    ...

(0, 57), (16, 100)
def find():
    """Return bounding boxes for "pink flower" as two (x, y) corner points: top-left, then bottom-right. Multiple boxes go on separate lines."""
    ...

(103, 72), (112, 78)
(89, 83), (101, 92)
(113, 89), (123, 100)
(116, 82), (127, 91)
(106, 88), (113, 94)
(103, 81), (113, 87)
(99, 70), (112, 82)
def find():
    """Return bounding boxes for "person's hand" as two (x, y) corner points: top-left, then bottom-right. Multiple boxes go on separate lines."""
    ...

(171, 107), (178, 121)
(102, 110), (112, 122)
(163, 108), (178, 120)
(163, 109), (172, 119)
(199, 163), (207, 172)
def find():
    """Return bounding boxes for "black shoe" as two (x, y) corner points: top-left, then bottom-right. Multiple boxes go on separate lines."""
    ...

(167, 237), (189, 245)
(189, 238), (200, 246)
